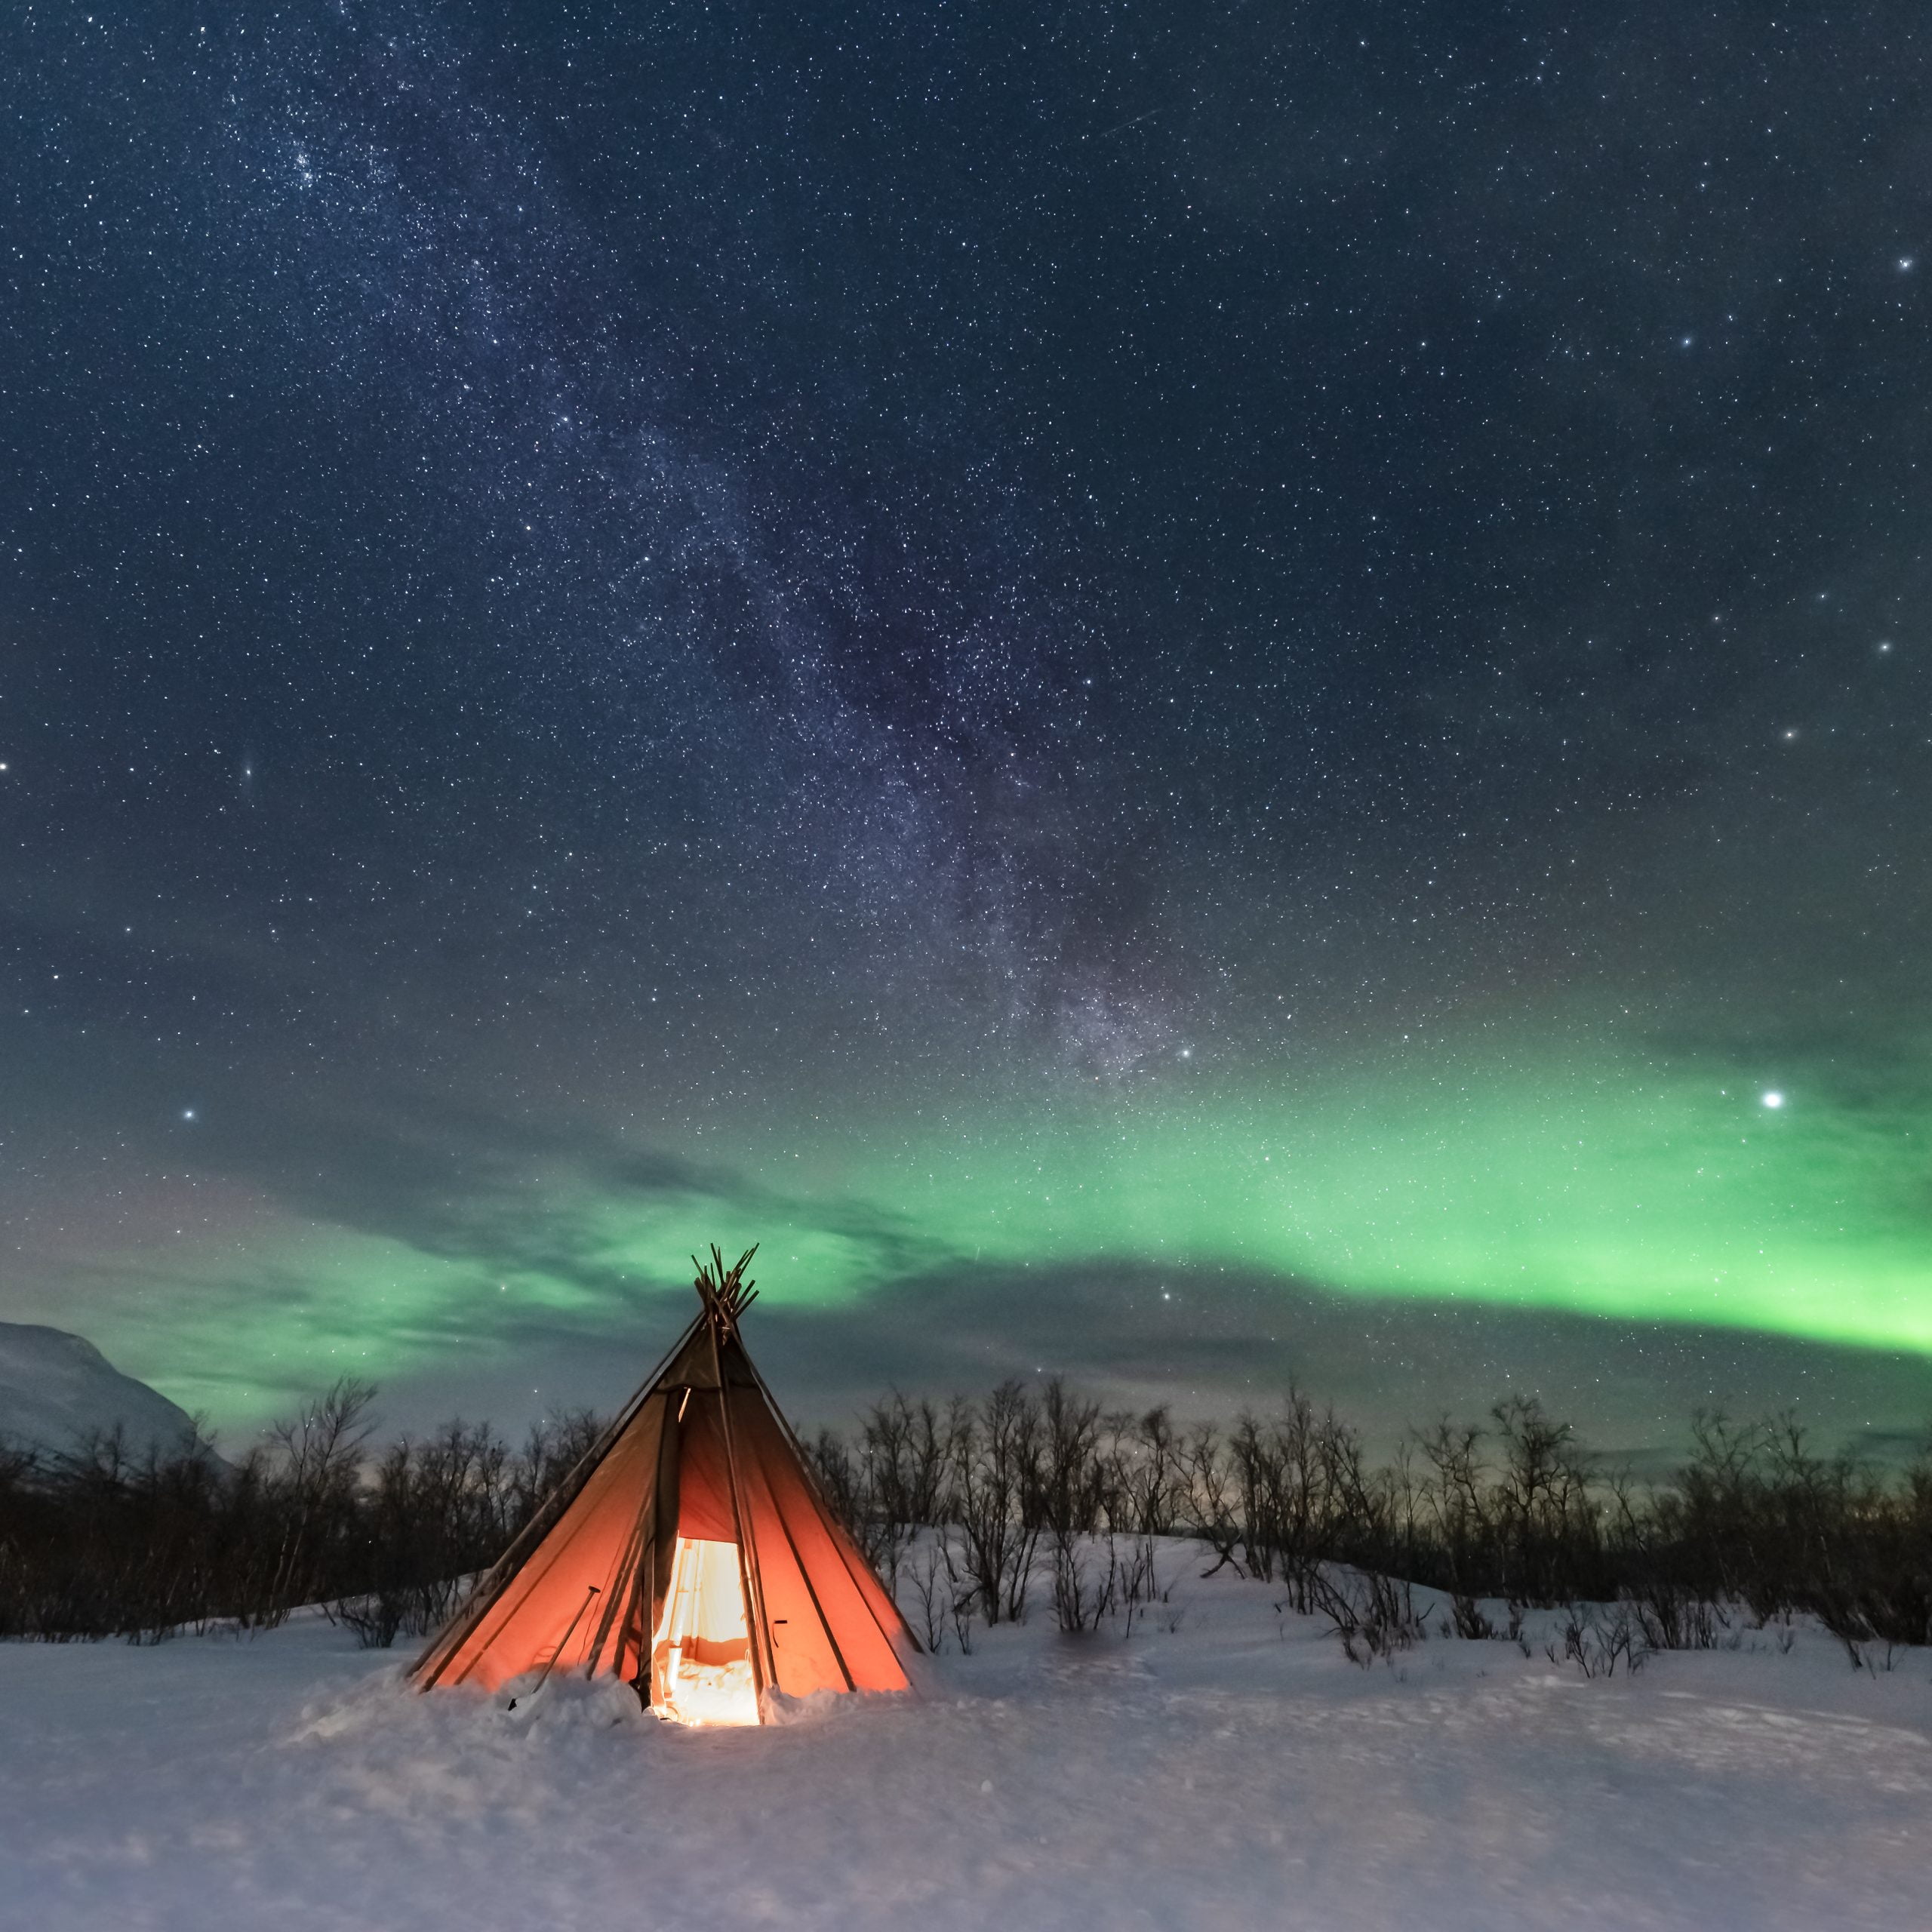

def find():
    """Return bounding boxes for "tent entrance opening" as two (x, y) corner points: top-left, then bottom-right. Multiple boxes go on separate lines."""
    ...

(650, 1537), (758, 1727)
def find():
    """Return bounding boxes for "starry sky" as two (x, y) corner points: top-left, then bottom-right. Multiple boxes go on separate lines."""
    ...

(5, 2), (1930, 1458)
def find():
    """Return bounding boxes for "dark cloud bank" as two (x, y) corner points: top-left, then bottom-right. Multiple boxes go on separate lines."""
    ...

(374, 1258), (1932, 1479)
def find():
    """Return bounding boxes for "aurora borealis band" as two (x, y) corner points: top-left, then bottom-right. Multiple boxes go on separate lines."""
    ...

(5, 5), (1930, 1453)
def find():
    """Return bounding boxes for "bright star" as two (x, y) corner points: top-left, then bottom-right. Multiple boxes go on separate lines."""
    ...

(1761, 1091), (1784, 1110)
(182, 1109), (197, 1121)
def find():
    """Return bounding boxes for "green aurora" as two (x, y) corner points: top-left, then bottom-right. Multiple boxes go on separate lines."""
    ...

(59, 1026), (1931, 1430)
(881, 1050), (1930, 1352)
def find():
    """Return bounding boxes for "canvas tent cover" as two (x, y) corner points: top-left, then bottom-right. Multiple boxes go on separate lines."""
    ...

(411, 1255), (918, 1722)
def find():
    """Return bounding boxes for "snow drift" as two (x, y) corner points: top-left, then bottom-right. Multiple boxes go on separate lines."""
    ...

(2, 1541), (1927, 1931)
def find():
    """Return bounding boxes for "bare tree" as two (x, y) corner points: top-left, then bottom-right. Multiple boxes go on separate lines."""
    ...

(1182, 1423), (1244, 1577)
(952, 1380), (1043, 1623)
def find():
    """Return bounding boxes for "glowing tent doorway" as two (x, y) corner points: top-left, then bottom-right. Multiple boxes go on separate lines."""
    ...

(654, 1536), (758, 1726)
(411, 1247), (919, 1726)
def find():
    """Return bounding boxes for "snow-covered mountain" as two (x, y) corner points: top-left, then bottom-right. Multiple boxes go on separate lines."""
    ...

(0, 1322), (204, 1460)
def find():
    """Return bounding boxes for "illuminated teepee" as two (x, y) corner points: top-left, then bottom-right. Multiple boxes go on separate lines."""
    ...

(411, 1247), (920, 1725)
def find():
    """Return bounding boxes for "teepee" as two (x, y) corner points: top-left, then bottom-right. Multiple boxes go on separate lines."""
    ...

(411, 1247), (919, 1724)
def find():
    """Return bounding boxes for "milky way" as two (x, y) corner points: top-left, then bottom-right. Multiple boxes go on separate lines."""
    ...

(4, 4), (1929, 1452)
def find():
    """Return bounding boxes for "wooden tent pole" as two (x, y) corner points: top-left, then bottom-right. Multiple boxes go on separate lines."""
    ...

(709, 1293), (777, 1707)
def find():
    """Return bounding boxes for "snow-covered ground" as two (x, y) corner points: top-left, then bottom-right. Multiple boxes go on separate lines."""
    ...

(3, 1546), (1929, 1931)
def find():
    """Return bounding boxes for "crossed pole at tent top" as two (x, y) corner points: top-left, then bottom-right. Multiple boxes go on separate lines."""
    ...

(694, 1244), (758, 1334)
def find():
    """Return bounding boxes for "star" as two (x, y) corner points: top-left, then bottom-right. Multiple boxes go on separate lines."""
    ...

(4, 0), (1926, 1461)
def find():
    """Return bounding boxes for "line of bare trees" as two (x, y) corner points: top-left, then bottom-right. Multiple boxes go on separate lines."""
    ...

(0, 1380), (601, 1645)
(3, 1374), (1927, 1670)
(808, 1382), (1932, 1669)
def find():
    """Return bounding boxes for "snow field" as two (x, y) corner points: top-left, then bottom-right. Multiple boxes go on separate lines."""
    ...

(1, 1540), (1928, 1931)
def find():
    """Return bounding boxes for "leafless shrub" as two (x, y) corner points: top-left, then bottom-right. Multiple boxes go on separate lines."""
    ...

(1107, 1407), (1186, 1538)
(1547, 1601), (1650, 1678)
(1310, 1564), (1425, 1668)
(1627, 1580), (1726, 1652)
(1118, 1535), (1162, 1639)
(950, 1380), (1044, 1624)
(905, 1532), (977, 1655)
(1227, 1391), (1376, 1612)
(1052, 1533), (1120, 1634)
(1183, 1424), (1246, 1578)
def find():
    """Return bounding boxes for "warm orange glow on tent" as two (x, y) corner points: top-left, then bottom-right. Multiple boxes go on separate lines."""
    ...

(651, 1538), (758, 1727)
(411, 1245), (921, 1724)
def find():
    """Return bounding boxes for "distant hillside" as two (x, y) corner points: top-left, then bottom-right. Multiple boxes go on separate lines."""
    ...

(0, 1324), (205, 1461)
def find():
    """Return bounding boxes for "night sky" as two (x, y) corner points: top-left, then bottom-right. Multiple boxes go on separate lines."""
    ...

(6, 2), (1930, 1459)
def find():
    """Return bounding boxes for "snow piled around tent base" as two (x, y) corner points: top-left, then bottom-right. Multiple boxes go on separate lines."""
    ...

(3, 1539), (1930, 1931)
